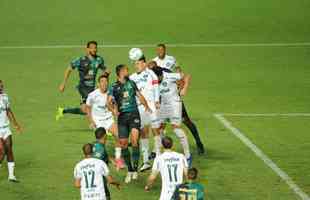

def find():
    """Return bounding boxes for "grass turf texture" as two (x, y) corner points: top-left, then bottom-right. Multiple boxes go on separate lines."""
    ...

(0, 0), (310, 199)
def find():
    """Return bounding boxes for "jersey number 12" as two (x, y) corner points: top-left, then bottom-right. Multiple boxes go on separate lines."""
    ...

(83, 170), (97, 188)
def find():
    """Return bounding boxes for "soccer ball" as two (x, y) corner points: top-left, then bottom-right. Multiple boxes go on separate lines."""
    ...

(129, 48), (143, 61)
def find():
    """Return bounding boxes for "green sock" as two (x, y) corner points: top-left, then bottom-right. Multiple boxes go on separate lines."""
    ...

(121, 148), (133, 171)
(132, 146), (140, 171)
(63, 107), (85, 115)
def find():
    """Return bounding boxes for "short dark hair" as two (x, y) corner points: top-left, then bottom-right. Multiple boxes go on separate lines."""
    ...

(162, 136), (173, 149)
(138, 55), (146, 62)
(82, 143), (93, 155)
(152, 66), (163, 78)
(188, 168), (198, 180)
(87, 41), (98, 48)
(116, 64), (126, 76)
(95, 127), (107, 139)
(98, 73), (109, 82)
(157, 43), (166, 49)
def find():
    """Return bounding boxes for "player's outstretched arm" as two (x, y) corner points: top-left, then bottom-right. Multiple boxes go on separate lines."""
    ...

(179, 73), (191, 96)
(145, 171), (158, 191)
(59, 66), (73, 93)
(7, 108), (22, 133)
(106, 175), (121, 190)
(136, 92), (152, 113)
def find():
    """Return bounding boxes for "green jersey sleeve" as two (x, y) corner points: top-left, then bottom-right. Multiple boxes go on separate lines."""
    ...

(70, 57), (81, 70)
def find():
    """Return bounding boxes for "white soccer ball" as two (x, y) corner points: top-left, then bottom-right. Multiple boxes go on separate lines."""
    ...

(129, 48), (144, 61)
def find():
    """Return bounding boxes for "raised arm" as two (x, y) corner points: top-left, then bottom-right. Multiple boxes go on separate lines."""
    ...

(59, 66), (73, 93)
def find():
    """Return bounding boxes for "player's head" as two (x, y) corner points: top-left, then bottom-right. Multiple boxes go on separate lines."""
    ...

(134, 56), (147, 72)
(152, 66), (164, 83)
(0, 80), (3, 93)
(156, 43), (166, 59)
(147, 61), (158, 69)
(86, 41), (98, 57)
(162, 136), (173, 149)
(116, 64), (129, 78)
(98, 74), (109, 92)
(82, 143), (93, 157)
(95, 127), (107, 144)
(188, 167), (198, 180)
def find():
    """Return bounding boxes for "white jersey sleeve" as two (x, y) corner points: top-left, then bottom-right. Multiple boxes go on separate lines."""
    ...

(152, 156), (161, 172)
(74, 164), (82, 179)
(149, 69), (160, 103)
(165, 72), (182, 82)
(86, 92), (94, 106)
(100, 160), (110, 177)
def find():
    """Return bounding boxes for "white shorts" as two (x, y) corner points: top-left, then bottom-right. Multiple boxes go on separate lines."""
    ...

(0, 126), (12, 140)
(93, 116), (114, 131)
(138, 102), (160, 129)
(159, 101), (182, 125)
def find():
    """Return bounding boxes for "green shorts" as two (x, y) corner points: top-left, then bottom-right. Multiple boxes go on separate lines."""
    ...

(77, 85), (94, 104)
(118, 111), (141, 139)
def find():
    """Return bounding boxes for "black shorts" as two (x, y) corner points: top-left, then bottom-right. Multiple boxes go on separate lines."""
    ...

(77, 85), (94, 104)
(118, 111), (141, 139)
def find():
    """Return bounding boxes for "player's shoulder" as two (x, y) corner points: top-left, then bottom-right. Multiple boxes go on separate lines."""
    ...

(0, 93), (9, 101)
(95, 55), (104, 62)
(129, 73), (138, 79)
(152, 56), (159, 61)
(88, 89), (99, 97)
(165, 55), (176, 61)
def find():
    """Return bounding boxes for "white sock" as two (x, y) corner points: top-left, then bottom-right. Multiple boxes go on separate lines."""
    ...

(174, 128), (191, 158)
(8, 162), (15, 178)
(115, 147), (122, 160)
(140, 138), (149, 164)
(154, 135), (162, 156)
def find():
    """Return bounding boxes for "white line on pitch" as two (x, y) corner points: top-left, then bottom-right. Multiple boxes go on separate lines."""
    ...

(214, 113), (310, 200)
(1, 42), (310, 49)
(216, 113), (310, 117)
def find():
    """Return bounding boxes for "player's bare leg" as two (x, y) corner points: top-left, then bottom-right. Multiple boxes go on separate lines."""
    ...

(4, 135), (18, 182)
(172, 124), (192, 167)
(130, 128), (140, 180)
(139, 126), (152, 172)
(0, 139), (5, 167)
(109, 123), (124, 170)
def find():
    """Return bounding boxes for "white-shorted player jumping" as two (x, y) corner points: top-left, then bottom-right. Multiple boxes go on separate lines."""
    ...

(74, 143), (120, 200)
(145, 136), (188, 200)
(0, 80), (22, 182)
(129, 53), (161, 172)
(86, 74), (124, 170)
(151, 66), (193, 166)
(153, 44), (177, 71)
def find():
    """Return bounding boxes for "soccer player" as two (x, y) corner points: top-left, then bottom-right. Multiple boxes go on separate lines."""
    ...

(86, 74), (123, 170)
(129, 55), (161, 172)
(153, 44), (205, 155)
(145, 136), (188, 200)
(152, 66), (192, 166)
(0, 80), (22, 182)
(107, 64), (151, 183)
(74, 143), (120, 200)
(171, 168), (206, 200)
(56, 41), (109, 121)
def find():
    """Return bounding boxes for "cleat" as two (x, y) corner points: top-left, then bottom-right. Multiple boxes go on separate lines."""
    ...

(187, 155), (193, 168)
(139, 162), (151, 172)
(115, 158), (125, 171)
(56, 107), (64, 121)
(125, 172), (133, 184)
(148, 152), (156, 160)
(132, 172), (138, 180)
(8, 176), (19, 183)
(197, 143), (205, 155)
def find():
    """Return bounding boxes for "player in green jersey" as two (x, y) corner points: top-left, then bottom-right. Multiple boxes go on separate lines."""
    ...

(171, 168), (206, 200)
(56, 41), (109, 121)
(108, 64), (151, 184)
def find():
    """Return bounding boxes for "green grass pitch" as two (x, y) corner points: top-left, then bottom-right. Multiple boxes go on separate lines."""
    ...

(0, 0), (310, 199)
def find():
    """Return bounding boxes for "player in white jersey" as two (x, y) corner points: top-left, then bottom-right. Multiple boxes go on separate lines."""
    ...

(145, 136), (188, 200)
(129, 55), (161, 172)
(74, 143), (120, 200)
(86, 74), (124, 171)
(153, 44), (205, 155)
(152, 67), (193, 166)
(0, 80), (22, 182)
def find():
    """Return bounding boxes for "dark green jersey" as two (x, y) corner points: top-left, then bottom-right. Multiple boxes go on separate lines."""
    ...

(71, 55), (106, 88)
(108, 78), (139, 113)
(172, 182), (205, 200)
(92, 141), (109, 164)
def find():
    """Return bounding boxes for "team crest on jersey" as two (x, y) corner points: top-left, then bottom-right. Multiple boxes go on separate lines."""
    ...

(134, 119), (140, 123)
(123, 91), (129, 98)
(143, 74), (148, 79)
(162, 81), (168, 87)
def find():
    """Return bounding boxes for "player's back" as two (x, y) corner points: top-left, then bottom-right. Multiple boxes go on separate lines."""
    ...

(154, 151), (188, 200)
(74, 158), (109, 200)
